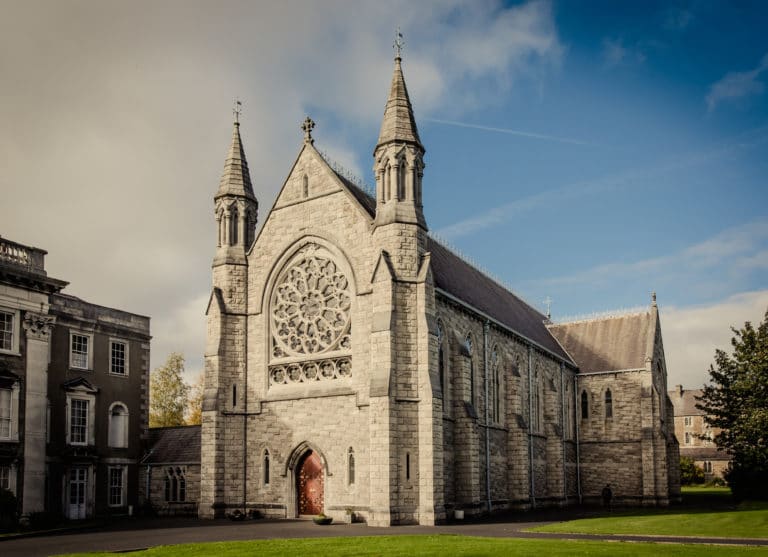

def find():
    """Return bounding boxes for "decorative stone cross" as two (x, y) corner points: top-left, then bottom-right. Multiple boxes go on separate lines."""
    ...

(543, 296), (553, 319)
(302, 116), (315, 144)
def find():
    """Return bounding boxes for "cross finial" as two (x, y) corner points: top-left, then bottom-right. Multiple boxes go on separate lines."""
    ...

(394, 27), (404, 59)
(543, 296), (553, 320)
(651, 291), (657, 307)
(301, 116), (315, 144)
(233, 98), (242, 124)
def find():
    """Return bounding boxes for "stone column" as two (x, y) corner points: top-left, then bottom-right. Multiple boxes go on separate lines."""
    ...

(21, 311), (55, 516)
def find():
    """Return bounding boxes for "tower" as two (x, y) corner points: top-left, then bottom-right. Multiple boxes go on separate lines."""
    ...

(201, 112), (257, 518)
(368, 43), (444, 526)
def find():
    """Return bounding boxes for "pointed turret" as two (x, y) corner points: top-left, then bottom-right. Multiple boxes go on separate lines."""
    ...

(375, 54), (423, 152)
(216, 121), (257, 202)
(213, 110), (258, 266)
(373, 45), (426, 231)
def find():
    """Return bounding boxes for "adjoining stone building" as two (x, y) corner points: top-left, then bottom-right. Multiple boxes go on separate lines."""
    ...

(669, 385), (729, 480)
(139, 425), (201, 516)
(199, 52), (680, 525)
(0, 236), (150, 520)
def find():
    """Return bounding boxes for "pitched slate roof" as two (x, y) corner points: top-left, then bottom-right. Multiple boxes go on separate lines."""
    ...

(334, 175), (572, 363)
(680, 447), (730, 460)
(547, 311), (652, 373)
(144, 425), (201, 465)
(669, 387), (705, 416)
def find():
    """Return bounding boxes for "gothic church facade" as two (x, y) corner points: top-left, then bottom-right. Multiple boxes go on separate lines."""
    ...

(200, 54), (680, 526)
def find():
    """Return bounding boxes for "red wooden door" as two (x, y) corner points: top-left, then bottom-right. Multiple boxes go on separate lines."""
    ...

(297, 451), (323, 515)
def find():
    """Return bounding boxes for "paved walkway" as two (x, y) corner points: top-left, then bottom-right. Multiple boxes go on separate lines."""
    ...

(2, 515), (767, 556)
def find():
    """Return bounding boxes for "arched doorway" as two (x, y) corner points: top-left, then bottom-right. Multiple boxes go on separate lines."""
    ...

(296, 450), (324, 515)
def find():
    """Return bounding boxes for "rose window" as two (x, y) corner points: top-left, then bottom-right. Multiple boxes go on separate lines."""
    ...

(271, 245), (351, 359)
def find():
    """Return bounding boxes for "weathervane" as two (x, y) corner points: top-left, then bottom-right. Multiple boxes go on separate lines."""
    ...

(233, 98), (242, 123)
(301, 116), (315, 144)
(394, 27), (404, 59)
(543, 296), (553, 320)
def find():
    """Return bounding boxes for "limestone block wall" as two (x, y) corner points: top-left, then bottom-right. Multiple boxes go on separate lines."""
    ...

(436, 297), (576, 513)
(140, 465), (201, 516)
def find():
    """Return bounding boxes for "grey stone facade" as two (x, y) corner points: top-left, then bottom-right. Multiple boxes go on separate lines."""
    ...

(198, 54), (680, 526)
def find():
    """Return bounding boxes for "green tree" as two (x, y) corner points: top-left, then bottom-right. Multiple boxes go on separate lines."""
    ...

(149, 353), (190, 428)
(697, 308), (768, 500)
(186, 372), (203, 426)
(679, 456), (705, 485)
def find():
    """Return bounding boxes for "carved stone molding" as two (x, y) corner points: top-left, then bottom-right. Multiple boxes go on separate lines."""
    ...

(22, 311), (55, 341)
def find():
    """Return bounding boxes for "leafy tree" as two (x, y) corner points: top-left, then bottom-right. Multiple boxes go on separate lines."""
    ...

(149, 353), (190, 427)
(679, 456), (705, 485)
(186, 372), (203, 426)
(697, 308), (768, 500)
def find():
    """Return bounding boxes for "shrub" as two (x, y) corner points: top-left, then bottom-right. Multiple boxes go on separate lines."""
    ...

(0, 488), (18, 531)
(680, 457), (705, 485)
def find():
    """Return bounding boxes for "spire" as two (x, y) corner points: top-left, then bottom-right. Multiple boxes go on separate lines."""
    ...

(216, 118), (256, 201)
(375, 39), (423, 152)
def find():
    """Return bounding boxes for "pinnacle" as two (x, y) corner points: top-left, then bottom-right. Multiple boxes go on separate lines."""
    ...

(216, 121), (256, 200)
(376, 56), (423, 151)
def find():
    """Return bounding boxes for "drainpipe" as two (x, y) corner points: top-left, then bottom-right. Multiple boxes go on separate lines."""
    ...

(145, 465), (151, 507)
(483, 321), (491, 514)
(527, 346), (535, 509)
(560, 363), (566, 504)
(574, 374), (582, 504)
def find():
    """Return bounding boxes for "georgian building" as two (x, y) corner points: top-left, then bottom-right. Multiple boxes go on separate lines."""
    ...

(669, 385), (730, 480)
(198, 52), (680, 525)
(0, 236), (150, 520)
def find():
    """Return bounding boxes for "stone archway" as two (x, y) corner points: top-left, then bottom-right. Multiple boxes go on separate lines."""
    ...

(296, 450), (324, 515)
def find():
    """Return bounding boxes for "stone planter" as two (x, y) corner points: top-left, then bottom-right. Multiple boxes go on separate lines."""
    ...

(454, 509), (464, 520)
(313, 516), (333, 525)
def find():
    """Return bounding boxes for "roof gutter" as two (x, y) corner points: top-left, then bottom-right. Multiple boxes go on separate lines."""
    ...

(435, 287), (575, 368)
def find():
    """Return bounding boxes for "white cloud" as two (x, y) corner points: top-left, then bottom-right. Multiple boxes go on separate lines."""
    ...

(601, 37), (645, 68)
(0, 1), (562, 373)
(662, 290), (768, 389)
(706, 52), (768, 111)
(540, 219), (768, 288)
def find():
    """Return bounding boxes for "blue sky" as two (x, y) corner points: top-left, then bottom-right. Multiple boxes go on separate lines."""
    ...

(1, 0), (766, 388)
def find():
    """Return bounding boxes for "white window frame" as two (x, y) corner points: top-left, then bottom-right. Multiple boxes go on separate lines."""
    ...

(108, 466), (126, 507)
(107, 402), (129, 448)
(0, 464), (16, 495)
(0, 308), (20, 355)
(69, 331), (94, 370)
(66, 393), (96, 446)
(0, 383), (20, 442)
(109, 338), (129, 376)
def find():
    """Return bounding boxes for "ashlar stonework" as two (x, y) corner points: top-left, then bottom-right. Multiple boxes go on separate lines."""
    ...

(197, 53), (680, 526)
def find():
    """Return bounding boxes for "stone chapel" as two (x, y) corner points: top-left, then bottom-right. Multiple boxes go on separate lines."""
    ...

(199, 51), (681, 526)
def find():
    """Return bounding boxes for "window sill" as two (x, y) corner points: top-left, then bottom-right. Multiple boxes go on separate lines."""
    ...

(108, 372), (129, 378)
(0, 349), (21, 357)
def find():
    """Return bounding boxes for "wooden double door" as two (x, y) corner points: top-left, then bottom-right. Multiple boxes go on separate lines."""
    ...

(297, 450), (323, 515)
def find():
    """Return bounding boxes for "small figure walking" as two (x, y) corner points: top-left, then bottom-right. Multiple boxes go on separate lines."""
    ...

(602, 483), (613, 510)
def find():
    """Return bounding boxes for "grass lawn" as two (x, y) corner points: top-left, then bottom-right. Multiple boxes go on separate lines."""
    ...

(529, 501), (768, 539)
(57, 535), (768, 557)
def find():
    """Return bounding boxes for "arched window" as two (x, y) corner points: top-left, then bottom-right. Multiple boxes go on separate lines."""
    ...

(108, 403), (128, 448)
(347, 447), (355, 485)
(491, 347), (501, 423)
(532, 371), (541, 432)
(231, 208), (239, 245)
(605, 389), (613, 418)
(303, 174), (309, 198)
(263, 449), (270, 485)
(465, 333), (474, 404)
(164, 467), (186, 502)
(437, 320), (445, 395)
(397, 160), (406, 200)
(581, 390), (589, 420)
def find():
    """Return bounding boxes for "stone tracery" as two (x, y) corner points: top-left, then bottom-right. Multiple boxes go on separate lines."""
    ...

(269, 244), (352, 385)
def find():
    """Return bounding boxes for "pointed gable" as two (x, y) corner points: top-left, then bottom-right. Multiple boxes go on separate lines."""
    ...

(217, 122), (256, 201)
(376, 56), (423, 151)
(548, 311), (653, 373)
